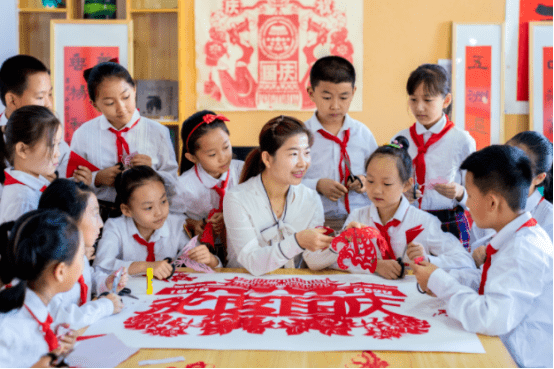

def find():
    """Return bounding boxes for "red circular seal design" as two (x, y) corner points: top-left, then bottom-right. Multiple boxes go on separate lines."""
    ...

(258, 16), (299, 60)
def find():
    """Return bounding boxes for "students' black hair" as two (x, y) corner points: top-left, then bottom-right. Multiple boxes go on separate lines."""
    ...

(83, 62), (135, 102)
(460, 145), (533, 212)
(507, 131), (553, 203)
(0, 105), (60, 184)
(240, 116), (313, 183)
(407, 64), (452, 116)
(115, 165), (165, 206)
(0, 55), (49, 106)
(39, 179), (94, 222)
(179, 110), (230, 174)
(309, 55), (356, 89)
(0, 209), (80, 313)
(365, 136), (412, 182)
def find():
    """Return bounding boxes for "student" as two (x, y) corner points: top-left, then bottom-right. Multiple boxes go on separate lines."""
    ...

(394, 64), (475, 251)
(94, 166), (221, 279)
(39, 179), (126, 329)
(224, 115), (333, 276)
(0, 210), (80, 367)
(412, 145), (552, 368)
(0, 106), (62, 224)
(70, 61), (179, 219)
(302, 56), (378, 231)
(173, 110), (244, 264)
(471, 131), (553, 266)
(0, 55), (71, 185)
(304, 137), (474, 277)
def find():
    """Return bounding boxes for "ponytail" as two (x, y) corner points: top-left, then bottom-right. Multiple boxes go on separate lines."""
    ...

(240, 148), (264, 184)
(544, 163), (553, 203)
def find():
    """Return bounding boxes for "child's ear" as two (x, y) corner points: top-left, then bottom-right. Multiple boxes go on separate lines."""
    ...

(307, 86), (315, 102)
(532, 172), (547, 187)
(52, 262), (66, 283)
(184, 152), (198, 165)
(261, 151), (272, 169)
(351, 85), (357, 97)
(402, 177), (414, 193)
(120, 203), (132, 218)
(443, 93), (452, 109)
(14, 142), (29, 160)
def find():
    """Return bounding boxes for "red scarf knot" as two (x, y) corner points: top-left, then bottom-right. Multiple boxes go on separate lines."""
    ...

(374, 218), (401, 259)
(24, 305), (58, 352)
(133, 234), (156, 262)
(108, 118), (140, 162)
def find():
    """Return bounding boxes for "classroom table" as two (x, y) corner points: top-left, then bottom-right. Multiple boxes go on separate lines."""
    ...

(102, 267), (517, 368)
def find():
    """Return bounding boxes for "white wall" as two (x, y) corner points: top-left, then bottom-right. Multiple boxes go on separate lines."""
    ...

(0, 0), (18, 111)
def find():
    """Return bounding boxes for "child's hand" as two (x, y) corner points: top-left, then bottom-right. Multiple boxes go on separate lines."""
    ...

(106, 267), (128, 292)
(152, 260), (174, 280)
(85, 244), (96, 261)
(31, 355), (56, 368)
(404, 187), (422, 204)
(130, 154), (152, 168)
(208, 212), (225, 235)
(406, 242), (427, 262)
(296, 228), (334, 252)
(73, 166), (93, 185)
(344, 221), (366, 230)
(316, 178), (348, 202)
(411, 260), (439, 293)
(375, 259), (403, 279)
(188, 244), (219, 267)
(56, 326), (77, 354)
(102, 292), (124, 314)
(348, 175), (366, 193)
(186, 218), (205, 236)
(472, 245), (487, 268)
(95, 165), (122, 187)
(434, 182), (465, 201)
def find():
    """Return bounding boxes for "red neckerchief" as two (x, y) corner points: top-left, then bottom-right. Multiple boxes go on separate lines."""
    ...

(374, 219), (401, 259)
(133, 234), (155, 262)
(4, 171), (47, 192)
(78, 275), (88, 306)
(108, 118), (140, 162)
(24, 305), (58, 352)
(409, 117), (455, 208)
(478, 218), (538, 295)
(318, 128), (352, 213)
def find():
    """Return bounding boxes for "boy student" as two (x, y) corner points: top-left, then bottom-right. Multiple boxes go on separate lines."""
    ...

(412, 145), (553, 368)
(0, 55), (70, 182)
(302, 56), (378, 230)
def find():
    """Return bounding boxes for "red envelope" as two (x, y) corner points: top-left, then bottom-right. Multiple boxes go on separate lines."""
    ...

(66, 151), (99, 178)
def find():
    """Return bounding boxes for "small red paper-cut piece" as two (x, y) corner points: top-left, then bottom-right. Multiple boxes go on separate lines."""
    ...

(361, 315), (430, 340)
(405, 225), (424, 244)
(171, 272), (197, 283)
(331, 227), (386, 272)
(186, 362), (215, 368)
(433, 309), (448, 318)
(66, 151), (100, 178)
(347, 350), (389, 368)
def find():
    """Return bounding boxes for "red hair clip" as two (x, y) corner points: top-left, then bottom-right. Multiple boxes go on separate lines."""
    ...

(202, 114), (230, 124)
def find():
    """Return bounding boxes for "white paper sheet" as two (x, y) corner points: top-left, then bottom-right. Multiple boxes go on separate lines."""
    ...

(66, 333), (139, 368)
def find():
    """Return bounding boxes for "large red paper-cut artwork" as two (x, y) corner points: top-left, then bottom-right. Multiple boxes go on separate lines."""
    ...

(543, 47), (553, 142)
(331, 227), (384, 272)
(123, 276), (430, 339)
(196, 0), (362, 110)
(465, 46), (492, 150)
(63, 47), (119, 144)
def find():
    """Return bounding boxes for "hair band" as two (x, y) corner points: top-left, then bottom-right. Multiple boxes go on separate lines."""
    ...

(185, 114), (230, 152)
(386, 140), (403, 149)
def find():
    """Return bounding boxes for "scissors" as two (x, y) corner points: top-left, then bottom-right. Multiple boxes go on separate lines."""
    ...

(118, 287), (139, 300)
(164, 257), (176, 280)
(344, 156), (363, 189)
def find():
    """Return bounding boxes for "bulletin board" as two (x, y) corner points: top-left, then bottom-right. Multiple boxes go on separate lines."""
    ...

(452, 23), (504, 150)
(51, 20), (133, 144)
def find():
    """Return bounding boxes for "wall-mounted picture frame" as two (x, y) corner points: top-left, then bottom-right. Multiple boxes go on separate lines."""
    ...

(452, 23), (504, 150)
(529, 21), (553, 142)
(161, 122), (181, 164)
(51, 20), (133, 144)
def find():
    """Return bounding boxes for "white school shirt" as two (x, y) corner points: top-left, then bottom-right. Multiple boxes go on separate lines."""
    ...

(48, 255), (113, 330)
(224, 174), (325, 276)
(172, 160), (244, 219)
(303, 195), (475, 273)
(469, 190), (553, 251)
(393, 114), (475, 211)
(0, 289), (53, 368)
(0, 168), (50, 224)
(428, 212), (553, 368)
(302, 113), (378, 219)
(93, 213), (192, 274)
(70, 110), (179, 203)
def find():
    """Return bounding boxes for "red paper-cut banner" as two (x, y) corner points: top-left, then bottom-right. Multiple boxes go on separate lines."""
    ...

(516, 0), (553, 101)
(63, 46), (119, 144)
(543, 47), (553, 142)
(465, 46), (492, 150)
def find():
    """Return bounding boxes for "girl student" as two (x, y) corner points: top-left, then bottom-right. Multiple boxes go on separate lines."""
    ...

(0, 210), (80, 368)
(304, 138), (475, 279)
(223, 115), (333, 276)
(393, 64), (476, 251)
(0, 105), (62, 224)
(39, 179), (126, 329)
(173, 110), (244, 264)
(70, 61), (179, 220)
(93, 166), (221, 279)
(471, 131), (553, 267)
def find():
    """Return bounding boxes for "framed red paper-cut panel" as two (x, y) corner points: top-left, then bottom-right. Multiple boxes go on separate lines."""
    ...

(452, 23), (504, 149)
(529, 22), (553, 142)
(51, 20), (133, 144)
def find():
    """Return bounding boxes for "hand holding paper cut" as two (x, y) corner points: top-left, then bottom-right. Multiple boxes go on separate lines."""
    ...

(331, 227), (386, 272)
(66, 151), (99, 178)
(173, 236), (215, 273)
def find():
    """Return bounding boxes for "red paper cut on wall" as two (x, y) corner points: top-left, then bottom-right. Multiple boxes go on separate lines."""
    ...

(63, 47), (119, 144)
(331, 227), (385, 272)
(516, 0), (553, 101)
(347, 351), (389, 368)
(465, 46), (492, 150)
(543, 47), (553, 142)
(124, 276), (430, 340)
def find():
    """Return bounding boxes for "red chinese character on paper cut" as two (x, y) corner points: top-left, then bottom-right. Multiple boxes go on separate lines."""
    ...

(96, 53), (112, 64)
(432, 309), (448, 317)
(69, 53), (86, 71)
(223, 0), (241, 15)
(170, 272), (197, 283)
(314, 0), (334, 16)
(361, 315), (430, 339)
(260, 62), (278, 81)
(278, 62), (297, 82)
(347, 351), (390, 368)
